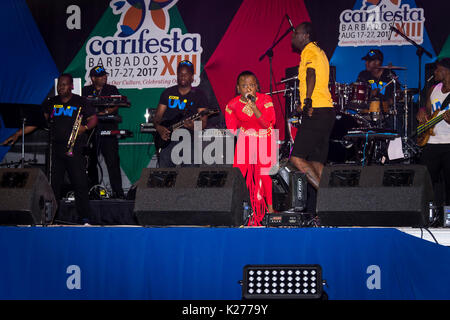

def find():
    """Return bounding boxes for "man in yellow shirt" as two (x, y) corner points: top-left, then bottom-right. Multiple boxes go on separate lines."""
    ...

(290, 22), (335, 190)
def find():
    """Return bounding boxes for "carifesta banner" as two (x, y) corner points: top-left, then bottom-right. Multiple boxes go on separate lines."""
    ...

(84, 0), (203, 89)
(66, 0), (203, 185)
(65, 0), (308, 186)
(331, 0), (436, 90)
(339, 0), (425, 47)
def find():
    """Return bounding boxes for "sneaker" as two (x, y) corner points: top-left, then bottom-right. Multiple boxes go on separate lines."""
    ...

(78, 218), (91, 226)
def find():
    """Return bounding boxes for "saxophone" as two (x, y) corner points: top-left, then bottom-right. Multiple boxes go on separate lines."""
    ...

(66, 107), (83, 157)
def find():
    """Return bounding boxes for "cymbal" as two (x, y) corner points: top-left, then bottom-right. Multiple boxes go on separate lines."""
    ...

(376, 65), (407, 70)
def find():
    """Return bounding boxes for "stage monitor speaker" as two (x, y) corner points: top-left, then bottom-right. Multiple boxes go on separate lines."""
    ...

(0, 168), (57, 225)
(134, 167), (250, 226)
(316, 165), (433, 227)
(272, 162), (307, 212)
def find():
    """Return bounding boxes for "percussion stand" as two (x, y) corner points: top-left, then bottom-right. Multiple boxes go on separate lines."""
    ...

(386, 71), (398, 132)
(282, 86), (296, 158)
(392, 75), (398, 132)
(403, 84), (408, 140)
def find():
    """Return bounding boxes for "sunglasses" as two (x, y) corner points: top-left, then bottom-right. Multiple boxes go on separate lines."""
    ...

(179, 60), (193, 66)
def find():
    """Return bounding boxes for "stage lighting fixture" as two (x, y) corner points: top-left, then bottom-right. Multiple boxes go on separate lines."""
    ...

(241, 264), (323, 299)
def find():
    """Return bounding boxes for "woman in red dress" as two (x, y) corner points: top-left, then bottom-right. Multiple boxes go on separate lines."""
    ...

(224, 71), (277, 226)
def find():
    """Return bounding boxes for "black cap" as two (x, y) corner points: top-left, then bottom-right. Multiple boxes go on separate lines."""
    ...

(361, 49), (384, 62)
(89, 66), (108, 77)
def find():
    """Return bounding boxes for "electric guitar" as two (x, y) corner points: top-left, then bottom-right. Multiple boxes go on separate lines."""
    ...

(154, 109), (219, 150)
(415, 108), (450, 146)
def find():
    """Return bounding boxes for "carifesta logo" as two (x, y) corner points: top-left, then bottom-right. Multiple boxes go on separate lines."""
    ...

(85, 0), (203, 89)
(338, 0), (425, 47)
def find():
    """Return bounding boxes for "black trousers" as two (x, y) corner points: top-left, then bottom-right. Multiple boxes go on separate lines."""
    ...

(420, 143), (450, 205)
(87, 131), (124, 197)
(51, 143), (90, 220)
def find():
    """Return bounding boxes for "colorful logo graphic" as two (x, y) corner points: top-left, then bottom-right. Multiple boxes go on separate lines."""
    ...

(53, 105), (77, 117)
(339, 0), (425, 47)
(111, 0), (177, 37)
(85, 0), (203, 89)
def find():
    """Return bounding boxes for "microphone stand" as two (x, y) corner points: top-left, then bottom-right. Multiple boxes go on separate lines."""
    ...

(259, 26), (293, 94)
(259, 26), (294, 158)
(389, 26), (433, 108)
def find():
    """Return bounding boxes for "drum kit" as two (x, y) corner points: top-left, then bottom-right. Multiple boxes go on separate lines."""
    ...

(277, 65), (420, 165)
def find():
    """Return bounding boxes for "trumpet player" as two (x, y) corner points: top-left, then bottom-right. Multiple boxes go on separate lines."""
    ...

(2, 74), (98, 225)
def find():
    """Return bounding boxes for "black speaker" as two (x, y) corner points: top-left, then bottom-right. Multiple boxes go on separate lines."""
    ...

(316, 165), (434, 227)
(0, 168), (57, 225)
(134, 167), (250, 226)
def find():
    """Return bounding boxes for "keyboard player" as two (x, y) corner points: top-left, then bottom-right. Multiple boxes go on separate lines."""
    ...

(82, 66), (125, 198)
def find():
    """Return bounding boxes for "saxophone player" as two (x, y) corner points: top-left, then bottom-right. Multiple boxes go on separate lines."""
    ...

(2, 74), (98, 225)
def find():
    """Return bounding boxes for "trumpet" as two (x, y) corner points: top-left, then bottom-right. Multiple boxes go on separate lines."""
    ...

(66, 107), (83, 157)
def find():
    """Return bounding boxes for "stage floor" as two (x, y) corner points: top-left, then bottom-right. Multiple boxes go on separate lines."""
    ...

(0, 225), (449, 300)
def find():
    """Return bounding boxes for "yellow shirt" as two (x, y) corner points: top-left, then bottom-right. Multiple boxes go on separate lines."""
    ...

(298, 42), (333, 109)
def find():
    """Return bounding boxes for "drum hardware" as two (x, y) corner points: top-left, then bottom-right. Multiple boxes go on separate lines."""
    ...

(329, 82), (350, 112)
(278, 75), (299, 84)
(265, 88), (293, 95)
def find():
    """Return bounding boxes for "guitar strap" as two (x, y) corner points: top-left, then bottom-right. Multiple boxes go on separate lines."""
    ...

(438, 92), (450, 113)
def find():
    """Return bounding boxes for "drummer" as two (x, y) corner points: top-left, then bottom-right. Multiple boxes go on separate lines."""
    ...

(356, 48), (400, 108)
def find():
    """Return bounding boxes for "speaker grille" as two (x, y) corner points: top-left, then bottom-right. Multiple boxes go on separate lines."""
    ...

(135, 167), (249, 226)
(317, 165), (433, 227)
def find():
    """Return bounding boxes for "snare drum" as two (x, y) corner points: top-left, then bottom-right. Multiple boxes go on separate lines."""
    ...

(349, 82), (368, 106)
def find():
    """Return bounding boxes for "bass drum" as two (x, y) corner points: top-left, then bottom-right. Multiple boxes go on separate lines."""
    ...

(328, 113), (364, 164)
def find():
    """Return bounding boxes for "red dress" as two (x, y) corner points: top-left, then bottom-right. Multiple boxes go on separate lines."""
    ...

(224, 92), (277, 226)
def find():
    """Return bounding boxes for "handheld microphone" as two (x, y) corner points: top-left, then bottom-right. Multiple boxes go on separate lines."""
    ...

(286, 14), (295, 31)
(246, 93), (256, 102)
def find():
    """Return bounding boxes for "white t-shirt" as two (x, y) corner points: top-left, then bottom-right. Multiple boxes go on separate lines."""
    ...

(428, 83), (450, 144)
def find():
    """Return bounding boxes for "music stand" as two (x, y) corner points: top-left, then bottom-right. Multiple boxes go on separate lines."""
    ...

(0, 103), (46, 167)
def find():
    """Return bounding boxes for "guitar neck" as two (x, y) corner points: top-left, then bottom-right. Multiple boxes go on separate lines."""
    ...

(170, 112), (204, 130)
(417, 113), (445, 135)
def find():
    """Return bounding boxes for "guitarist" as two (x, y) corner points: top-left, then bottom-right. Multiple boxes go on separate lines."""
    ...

(153, 60), (208, 167)
(416, 58), (450, 205)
